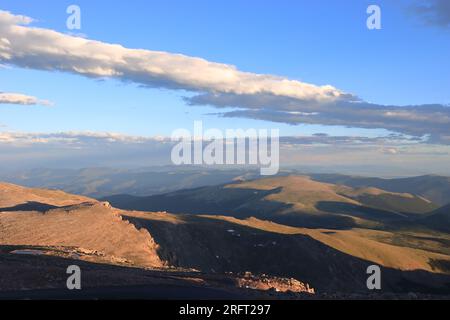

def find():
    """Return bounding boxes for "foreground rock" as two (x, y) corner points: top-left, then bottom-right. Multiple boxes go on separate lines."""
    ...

(236, 272), (315, 294)
(0, 201), (164, 268)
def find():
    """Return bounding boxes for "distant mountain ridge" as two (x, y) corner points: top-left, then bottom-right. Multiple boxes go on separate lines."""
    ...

(104, 175), (439, 230)
(0, 167), (263, 198)
(3, 168), (449, 207)
(310, 174), (450, 206)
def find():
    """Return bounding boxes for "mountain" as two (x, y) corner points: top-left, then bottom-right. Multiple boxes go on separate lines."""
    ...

(419, 204), (450, 233)
(0, 183), (163, 268)
(2, 181), (450, 297)
(105, 175), (438, 229)
(121, 210), (450, 293)
(0, 181), (92, 209)
(0, 167), (265, 198)
(310, 174), (450, 206)
(5, 168), (449, 208)
(0, 181), (315, 298)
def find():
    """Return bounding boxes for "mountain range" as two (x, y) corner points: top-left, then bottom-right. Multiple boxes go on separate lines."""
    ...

(3, 167), (449, 207)
(1, 174), (450, 298)
(105, 175), (439, 229)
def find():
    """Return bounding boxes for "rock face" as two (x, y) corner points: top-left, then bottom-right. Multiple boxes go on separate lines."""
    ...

(0, 184), (164, 268)
(236, 272), (315, 294)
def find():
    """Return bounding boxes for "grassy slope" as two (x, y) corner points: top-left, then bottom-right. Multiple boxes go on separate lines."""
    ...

(109, 175), (437, 229)
(310, 174), (450, 206)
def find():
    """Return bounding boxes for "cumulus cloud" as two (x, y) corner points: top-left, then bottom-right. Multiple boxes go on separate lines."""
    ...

(0, 10), (343, 103)
(411, 0), (450, 28)
(0, 10), (449, 143)
(0, 92), (53, 106)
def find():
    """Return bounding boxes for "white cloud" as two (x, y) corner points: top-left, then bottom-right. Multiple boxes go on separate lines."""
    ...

(0, 131), (170, 145)
(0, 10), (344, 103)
(0, 10), (449, 143)
(0, 92), (53, 106)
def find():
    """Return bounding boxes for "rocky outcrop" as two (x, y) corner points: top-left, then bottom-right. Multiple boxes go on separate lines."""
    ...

(236, 272), (315, 294)
(0, 202), (164, 268)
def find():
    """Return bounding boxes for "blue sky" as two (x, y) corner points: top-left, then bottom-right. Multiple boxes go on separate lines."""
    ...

(1, 0), (449, 137)
(1, 1), (450, 175)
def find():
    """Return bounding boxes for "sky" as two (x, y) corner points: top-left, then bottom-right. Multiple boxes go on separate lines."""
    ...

(0, 0), (450, 175)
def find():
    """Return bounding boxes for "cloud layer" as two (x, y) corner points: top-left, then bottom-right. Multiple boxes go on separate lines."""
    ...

(0, 131), (448, 176)
(412, 0), (450, 28)
(0, 92), (52, 106)
(200, 96), (450, 141)
(0, 131), (162, 144)
(0, 10), (449, 143)
(0, 131), (414, 146)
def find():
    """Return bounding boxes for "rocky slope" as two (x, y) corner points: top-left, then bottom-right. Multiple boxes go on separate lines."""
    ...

(0, 183), (163, 268)
(2, 181), (450, 298)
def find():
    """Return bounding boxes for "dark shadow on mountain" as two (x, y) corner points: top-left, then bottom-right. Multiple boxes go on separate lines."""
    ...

(0, 245), (247, 300)
(316, 201), (407, 222)
(105, 186), (359, 230)
(262, 213), (358, 230)
(417, 204), (450, 233)
(0, 201), (60, 213)
(122, 214), (450, 295)
(430, 259), (450, 274)
(105, 186), (286, 216)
